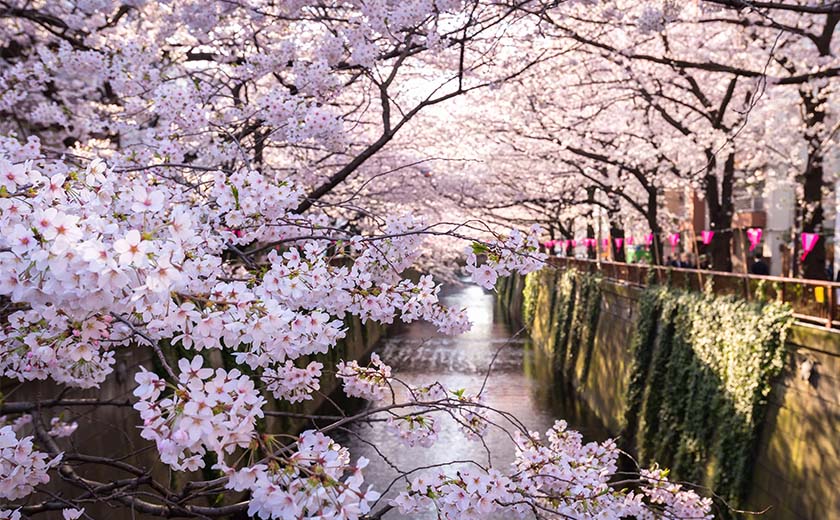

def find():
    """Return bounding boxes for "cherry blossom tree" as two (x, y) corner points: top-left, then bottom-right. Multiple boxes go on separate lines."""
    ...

(0, 1), (722, 520)
(439, 0), (838, 274)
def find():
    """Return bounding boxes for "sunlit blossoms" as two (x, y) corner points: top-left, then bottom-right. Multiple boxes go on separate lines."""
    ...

(466, 226), (546, 289)
(0, 154), (481, 393)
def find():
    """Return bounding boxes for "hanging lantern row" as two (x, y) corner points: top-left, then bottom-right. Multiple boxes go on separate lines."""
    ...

(542, 229), (823, 260)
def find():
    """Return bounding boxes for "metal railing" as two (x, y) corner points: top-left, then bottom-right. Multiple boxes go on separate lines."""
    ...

(548, 257), (840, 329)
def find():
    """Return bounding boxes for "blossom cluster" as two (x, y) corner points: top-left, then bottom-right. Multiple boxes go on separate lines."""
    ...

(0, 414), (77, 440)
(392, 468), (520, 518)
(48, 417), (79, 438)
(336, 353), (392, 401)
(465, 225), (546, 289)
(641, 467), (715, 520)
(453, 392), (490, 441)
(0, 153), (478, 394)
(0, 425), (62, 501)
(133, 358), (265, 471)
(218, 430), (380, 520)
(386, 414), (440, 448)
(262, 360), (323, 403)
(390, 420), (714, 519)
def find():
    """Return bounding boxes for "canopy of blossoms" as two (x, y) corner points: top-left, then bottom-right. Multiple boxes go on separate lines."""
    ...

(2, 0), (835, 519)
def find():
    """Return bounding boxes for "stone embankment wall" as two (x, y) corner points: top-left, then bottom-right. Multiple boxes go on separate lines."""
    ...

(498, 270), (840, 520)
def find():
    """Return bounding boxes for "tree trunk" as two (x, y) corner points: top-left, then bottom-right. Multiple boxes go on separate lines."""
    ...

(607, 194), (625, 262)
(704, 151), (735, 271)
(586, 187), (596, 259)
(646, 188), (663, 265)
(794, 14), (836, 278)
(610, 226), (626, 262)
(799, 87), (828, 279)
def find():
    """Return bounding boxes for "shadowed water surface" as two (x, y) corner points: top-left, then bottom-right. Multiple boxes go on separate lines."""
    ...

(335, 283), (609, 519)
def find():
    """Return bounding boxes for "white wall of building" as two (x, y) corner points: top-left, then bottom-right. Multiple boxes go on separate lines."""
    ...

(764, 179), (796, 276)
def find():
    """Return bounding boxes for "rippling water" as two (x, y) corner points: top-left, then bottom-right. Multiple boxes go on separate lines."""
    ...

(334, 283), (609, 519)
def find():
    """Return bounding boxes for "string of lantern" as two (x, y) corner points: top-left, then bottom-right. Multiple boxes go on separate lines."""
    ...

(541, 230), (824, 261)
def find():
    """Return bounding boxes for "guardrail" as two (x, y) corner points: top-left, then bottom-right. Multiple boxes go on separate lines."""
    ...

(548, 257), (840, 329)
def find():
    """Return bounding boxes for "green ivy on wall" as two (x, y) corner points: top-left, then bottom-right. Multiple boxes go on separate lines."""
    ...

(550, 270), (576, 373)
(623, 285), (794, 509)
(521, 270), (541, 329)
(518, 269), (603, 381)
(576, 273), (603, 384)
(501, 269), (796, 515)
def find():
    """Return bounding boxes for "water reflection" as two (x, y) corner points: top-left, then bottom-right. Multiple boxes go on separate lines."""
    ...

(335, 283), (609, 518)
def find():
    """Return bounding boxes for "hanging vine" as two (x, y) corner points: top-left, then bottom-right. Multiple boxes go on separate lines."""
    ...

(518, 269), (602, 381)
(521, 270), (540, 329)
(551, 270), (577, 374)
(576, 273), (603, 383)
(623, 286), (794, 509)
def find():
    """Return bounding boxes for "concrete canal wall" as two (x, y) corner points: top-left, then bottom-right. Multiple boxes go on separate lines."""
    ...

(498, 270), (840, 520)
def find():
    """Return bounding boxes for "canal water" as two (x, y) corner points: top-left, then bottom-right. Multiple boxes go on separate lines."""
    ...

(335, 283), (610, 518)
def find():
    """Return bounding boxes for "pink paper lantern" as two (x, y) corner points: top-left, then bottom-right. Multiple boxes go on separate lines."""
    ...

(746, 228), (762, 252)
(571, 239), (577, 247)
(669, 233), (680, 249)
(701, 230), (714, 245)
(800, 233), (819, 261)
(645, 233), (654, 246)
(626, 236), (634, 245)
(601, 238), (609, 248)
(614, 238), (624, 249)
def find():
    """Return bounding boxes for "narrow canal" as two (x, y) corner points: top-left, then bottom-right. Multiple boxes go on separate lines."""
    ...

(335, 282), (610, 518)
